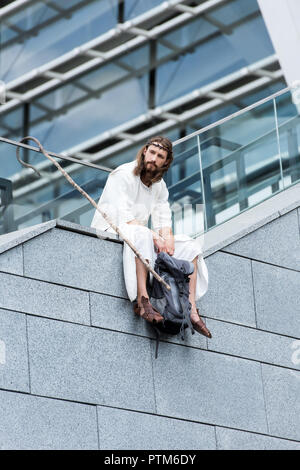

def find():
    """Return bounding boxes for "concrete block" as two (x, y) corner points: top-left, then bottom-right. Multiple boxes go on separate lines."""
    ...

(23, 228), (128, 298)
(0, 220), (56, 255)
(158, 327), (208, 350)
(90, 292), (208, 350)
(216, 427), (300, 450)
(223, 209), (300, 271)
(57, 219), (121, 243)
(0, 272), (90, 325)
(204, 211), (280, 257)
(204, 181), (300, 257)
(152, 342), (268, 434)
(252, 261), (300, 337)
(0, 390), (98, 449)
(0, 309), (29, 392)
(90, 292), (148, 337)
(0, 245), (23, 275)
(261, 363), (300, 441)
(279, 199), (300, 217)
(97, 406), (216, 450)
(196, 251), (256, 326)
(206, 318), (300, 370)
(27, 316), (155, 412)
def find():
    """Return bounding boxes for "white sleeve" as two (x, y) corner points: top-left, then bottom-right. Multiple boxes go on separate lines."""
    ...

(151, 181), (172, 231)
(91, 170), (135, 230)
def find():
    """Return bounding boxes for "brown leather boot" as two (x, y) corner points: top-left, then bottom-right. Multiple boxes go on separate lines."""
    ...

(134, 296), (163, 324)
(191, 308), (212, 338)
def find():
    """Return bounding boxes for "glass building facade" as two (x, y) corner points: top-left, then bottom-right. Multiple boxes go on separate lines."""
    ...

(1, 0), (294, 235)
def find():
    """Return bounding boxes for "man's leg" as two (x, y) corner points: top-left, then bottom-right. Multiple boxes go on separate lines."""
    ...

(188, 256), (199, 321)
(128, 225), (154, 310)
(136, 256), (149, 307)
(132, 223), (162, 321)
(188, 255), (212, 338)
(135, 256), (163, 323)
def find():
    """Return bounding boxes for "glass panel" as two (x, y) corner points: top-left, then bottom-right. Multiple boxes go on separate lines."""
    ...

(29, 71), (148, 153)
(198, 95), (282, 229)
(156, 0), (274, 105)
(0, 140), (110, 235)
(100, 143), (142, 170)
(1, 0), (118, 83)
(0, 42), (149, 155)
(99, 129), (181, 170)
(2, 89), (298, 239)
(275, 86), (300, 186)
(0, 107), (25, 179)
(168, 137), (205, 238)
(187, 80), (287, 131)
(209, 0), (259, 25)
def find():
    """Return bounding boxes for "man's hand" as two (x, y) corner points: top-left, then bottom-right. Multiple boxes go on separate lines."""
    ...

(153, 227), (175, 256)
(163, 233), (175, 256)
(153, 234), (167, 254)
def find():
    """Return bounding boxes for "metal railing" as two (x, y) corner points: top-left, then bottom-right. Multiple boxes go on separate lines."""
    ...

(173, 82), (300, 146)
(170, 81), (300, 234)
(1, 82), (300, 237)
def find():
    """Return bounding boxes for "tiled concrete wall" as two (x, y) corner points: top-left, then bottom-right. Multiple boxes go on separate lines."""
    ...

(0, 208), (299, 450)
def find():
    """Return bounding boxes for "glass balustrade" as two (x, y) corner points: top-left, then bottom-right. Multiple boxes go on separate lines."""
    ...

(1, 85), (300, 239)
(166, 136), (205, 239)
(172, 83), (300, 235)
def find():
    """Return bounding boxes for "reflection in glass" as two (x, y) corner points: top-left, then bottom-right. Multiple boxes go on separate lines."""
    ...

(30, 74), (148, 154)
(156, 0), (274, 105)
(1, 0), (117, 83)
(0, 140), (110, 235)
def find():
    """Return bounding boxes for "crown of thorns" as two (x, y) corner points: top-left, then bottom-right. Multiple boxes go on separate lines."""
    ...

(145, 140), (170, 153)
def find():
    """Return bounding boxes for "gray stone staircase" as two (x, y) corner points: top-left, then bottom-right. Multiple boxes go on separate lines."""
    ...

(0, 187), (299, 450)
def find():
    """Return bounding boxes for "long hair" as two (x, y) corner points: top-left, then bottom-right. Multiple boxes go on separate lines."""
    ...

(133, 136), (173, 184)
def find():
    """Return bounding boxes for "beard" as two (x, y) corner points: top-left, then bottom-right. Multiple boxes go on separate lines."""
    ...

(142, 161), (159, 179)
(145, 162), (157, 174)
(139, 158), (166, 184)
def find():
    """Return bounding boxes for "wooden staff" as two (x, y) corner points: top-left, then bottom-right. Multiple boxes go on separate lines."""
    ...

(16, 136), (171, 290)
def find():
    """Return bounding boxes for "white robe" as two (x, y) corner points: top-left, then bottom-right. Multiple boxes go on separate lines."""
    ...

(91, 160), (208, 302)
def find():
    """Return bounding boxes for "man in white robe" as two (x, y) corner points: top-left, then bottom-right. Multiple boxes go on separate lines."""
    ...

(91, 136), (211, 338)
